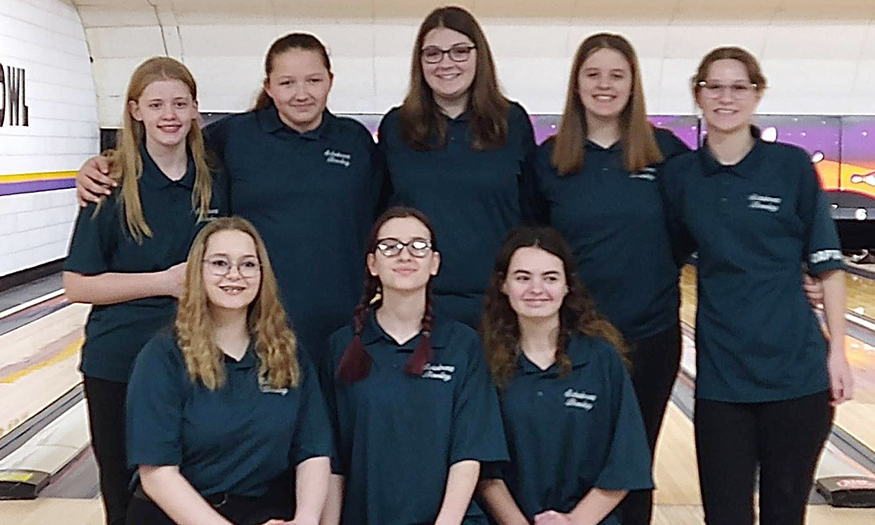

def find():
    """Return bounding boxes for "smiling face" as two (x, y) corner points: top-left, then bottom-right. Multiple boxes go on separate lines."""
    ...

(202, 229), (261, 314)
(577, 47), (633, 123)
(421, 26), (477, 108)
(367, 217), (440, 294)
(264, 48), (333, 133)
(501, 246), (568, 322)
(696, 58), (762, 136)
(129, 79), (197, 150)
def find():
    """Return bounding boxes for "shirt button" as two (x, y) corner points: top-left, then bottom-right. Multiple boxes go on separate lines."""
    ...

(537, 391), (543, 397)
(601, 167), (608, 172)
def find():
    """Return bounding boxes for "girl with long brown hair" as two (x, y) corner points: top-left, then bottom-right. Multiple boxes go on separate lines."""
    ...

(75, 32), (386, 363)
(319, 206), (507, 525)
(477, 226), (651, 525)
(661, 47), (852, 525)
(531, 33), (690, 524)
(125, 217), (331, 525)
(63, 56), (226, 525)
(378, 6), (538, 329)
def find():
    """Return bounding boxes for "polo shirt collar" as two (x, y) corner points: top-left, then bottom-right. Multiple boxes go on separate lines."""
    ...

(359, 308), (449, 352)
(223, 340), (257, 370)
(139, 142), (195, 190)
(256, 104), (335, 140)
(584, 138), (621, 153)
(516, 334), (591, 375)
(699, 125), (763, 179)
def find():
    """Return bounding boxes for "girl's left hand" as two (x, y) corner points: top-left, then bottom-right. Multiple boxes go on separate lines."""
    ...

(828, 345), (855, 405)
(533, 510), (573, 524)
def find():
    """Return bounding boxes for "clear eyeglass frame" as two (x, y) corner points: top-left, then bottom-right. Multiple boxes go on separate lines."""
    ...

(375, 237), (433, 258)
(203, 256), (261, 278)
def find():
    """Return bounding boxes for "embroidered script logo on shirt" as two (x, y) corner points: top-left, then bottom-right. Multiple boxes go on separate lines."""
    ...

(258, 376), (288, 396)
(564, 388), (597, 410)
(422, 363), (455, 383)
(747, 193), (782, 213)
(629, 166), (657, 181)
(203, 208), (221, 222)
(324, 149), (352, 168)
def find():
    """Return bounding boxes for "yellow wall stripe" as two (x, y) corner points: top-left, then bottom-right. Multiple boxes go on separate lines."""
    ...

(0, 171), (77, 184)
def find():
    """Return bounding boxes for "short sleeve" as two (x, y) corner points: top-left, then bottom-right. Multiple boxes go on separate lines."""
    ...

(658, 155), (697, 266)
(126, 334), (187, 468)
(593, 352), (653, 491)
(654, 127), (692, 163)
(514, 104), (544, 226)
(449, 336), (509, 465)
(797, 152), (843, 275)
(64, 201), (119, 275)
(289, 355), (333, 466)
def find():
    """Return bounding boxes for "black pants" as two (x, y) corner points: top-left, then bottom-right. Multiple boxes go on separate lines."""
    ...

(84, 376), (134, 525)
(617, 323), (682, 525)
(694, 391), (833, 525)
(127, 486), (293, 525)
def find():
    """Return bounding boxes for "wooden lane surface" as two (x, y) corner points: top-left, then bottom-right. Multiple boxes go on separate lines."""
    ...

(653, 402), (701, 505)
(680, 265), (875, 455)
(0, 498), (103, 525)
(0, 303), (89, 440)
(654, 505), (875, 524)
(846, 272), (875, 320)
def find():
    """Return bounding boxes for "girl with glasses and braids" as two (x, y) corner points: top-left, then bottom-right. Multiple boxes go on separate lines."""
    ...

(319, 206), (508, 525)
(477, 226), (652, 525)
(378, 6), (539, 330)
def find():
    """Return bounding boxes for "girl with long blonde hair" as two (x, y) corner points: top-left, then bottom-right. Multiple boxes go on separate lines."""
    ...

(125, 217), (331, 525)
(63, 56), (226, 525)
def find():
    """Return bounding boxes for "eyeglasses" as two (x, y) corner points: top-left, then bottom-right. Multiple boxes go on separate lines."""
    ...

(203, 256), (261, 278)
(375, 237), (433, 258)
(697, 81), (758, 99)
(420, 44), (476, 64)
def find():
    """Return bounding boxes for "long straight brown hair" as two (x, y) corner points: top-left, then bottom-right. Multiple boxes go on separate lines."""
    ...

(108, 57), (213, 242)
(551, 33), (662, 175)
(399, 6), (509, 151)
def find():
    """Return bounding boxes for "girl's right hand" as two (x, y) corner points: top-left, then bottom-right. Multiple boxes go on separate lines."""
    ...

(76, 155), (115, 206)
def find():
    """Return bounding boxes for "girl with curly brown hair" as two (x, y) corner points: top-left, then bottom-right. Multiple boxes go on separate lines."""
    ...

(125, 217), (331, 525)
(477, 226), (651, 525)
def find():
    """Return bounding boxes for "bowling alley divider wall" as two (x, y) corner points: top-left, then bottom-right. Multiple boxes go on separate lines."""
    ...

(0, 0), (99, 278)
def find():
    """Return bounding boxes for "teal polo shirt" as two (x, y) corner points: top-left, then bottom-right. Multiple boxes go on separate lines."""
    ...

(660, 129), (844, 402)
(379, 102), (537, 328)
(484, 334), (652, 524)
(207, 106), (386, 361)
(64, 147), (227, 382)
(320, 312), (508, 524)
(126, 332), (332, 497)
(533, 128), (690, 340)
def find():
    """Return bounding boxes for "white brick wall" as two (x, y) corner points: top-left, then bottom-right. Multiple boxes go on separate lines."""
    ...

(0, 0), (99, 278)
